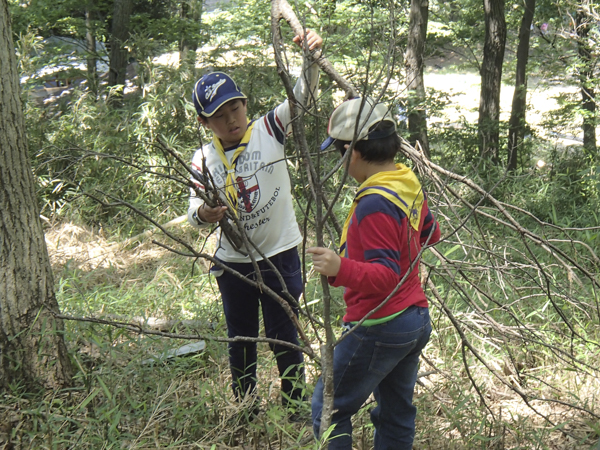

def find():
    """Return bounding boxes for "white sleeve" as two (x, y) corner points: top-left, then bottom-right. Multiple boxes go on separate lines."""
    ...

(187, 193), (208, 229)
(293, 58), (320, 110)
(270, 58), (320, 135)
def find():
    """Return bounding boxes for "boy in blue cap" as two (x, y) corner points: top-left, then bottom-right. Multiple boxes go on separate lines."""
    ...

(187, 30), (322, 414)
(308, 97), (441, 448)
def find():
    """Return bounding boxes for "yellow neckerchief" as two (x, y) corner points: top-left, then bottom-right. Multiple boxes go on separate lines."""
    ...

(339, 163), (424, 257)
(213, 119), (256, 215)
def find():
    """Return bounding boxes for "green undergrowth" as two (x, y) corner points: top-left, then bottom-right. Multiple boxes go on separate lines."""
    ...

(0, 216), (597, 449)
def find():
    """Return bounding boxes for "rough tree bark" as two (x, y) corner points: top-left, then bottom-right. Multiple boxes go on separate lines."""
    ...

(405, 0), (430, 158)
(108, 0), (134, 89)
(576, 5), (597, 157)
(0, 0), (73, 390)
(478, 0), (506, 163)
(85, 4), (98, 95)
(179, 0), (202, 69)
(507, 0), (535, 171)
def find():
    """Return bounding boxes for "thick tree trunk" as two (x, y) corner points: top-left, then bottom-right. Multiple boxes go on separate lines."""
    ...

(405, 0), (430, 158)
(86, 7), (99, 95)
(507, 0), (535, 171)
(0, 0), (73, 390)
(478, 0), (506, 163)
(108, 0), (134, 89)
(179, 0), (202, 69)
(576, 7), (597, 157)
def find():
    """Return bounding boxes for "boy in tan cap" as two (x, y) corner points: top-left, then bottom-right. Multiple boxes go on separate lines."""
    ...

(309, 97), (441, 449)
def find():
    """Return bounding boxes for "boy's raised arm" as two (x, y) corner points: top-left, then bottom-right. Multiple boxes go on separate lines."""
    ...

(273, 29), (321, 134)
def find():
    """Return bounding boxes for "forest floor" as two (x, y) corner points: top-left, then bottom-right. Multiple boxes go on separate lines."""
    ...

(43, 214), (599, 449)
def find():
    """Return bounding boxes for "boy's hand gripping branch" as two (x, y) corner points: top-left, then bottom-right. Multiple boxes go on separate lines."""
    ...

(271, 0), (358, 99)
(155, 137), (247, 255)
(307, 247), (341, 277)
(192, 165), (247, 255)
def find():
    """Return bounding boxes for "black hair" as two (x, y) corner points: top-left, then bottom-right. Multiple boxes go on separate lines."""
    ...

(333, 121), (400, 163)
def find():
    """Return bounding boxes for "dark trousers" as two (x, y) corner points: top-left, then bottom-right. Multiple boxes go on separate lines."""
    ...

(215, 247), (305, 405)
(312, 306), (432, 449)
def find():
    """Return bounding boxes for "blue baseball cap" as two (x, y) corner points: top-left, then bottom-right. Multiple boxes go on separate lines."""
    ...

(192, 72), (247, 117)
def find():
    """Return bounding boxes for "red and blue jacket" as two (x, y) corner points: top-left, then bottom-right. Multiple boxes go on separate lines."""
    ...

(329, 193), (440, 322)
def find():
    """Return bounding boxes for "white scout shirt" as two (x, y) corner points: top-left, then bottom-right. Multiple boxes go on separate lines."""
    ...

(187, 62), (319, 263)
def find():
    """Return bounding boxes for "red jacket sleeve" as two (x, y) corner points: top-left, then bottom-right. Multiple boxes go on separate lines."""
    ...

(330, 212), (408, 294)
(420, 203), (441, 246)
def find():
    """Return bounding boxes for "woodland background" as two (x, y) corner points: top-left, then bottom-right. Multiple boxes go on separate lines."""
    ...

(1, 0), (600, 448)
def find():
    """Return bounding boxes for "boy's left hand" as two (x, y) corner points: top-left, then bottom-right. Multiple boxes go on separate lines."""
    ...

(307, 247), (341, 277)
(293, 29), (323, 51)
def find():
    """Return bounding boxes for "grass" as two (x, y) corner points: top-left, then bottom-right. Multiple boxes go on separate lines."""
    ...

(1, 214), (599, 449)
(4, 218), (595, 449)
(9, 159), (600, 449)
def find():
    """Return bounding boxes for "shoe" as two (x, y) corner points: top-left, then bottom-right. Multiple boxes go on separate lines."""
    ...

(288, 410), (310, 423)
(238, 395), (261, 422)
(284, 397), (310, 424)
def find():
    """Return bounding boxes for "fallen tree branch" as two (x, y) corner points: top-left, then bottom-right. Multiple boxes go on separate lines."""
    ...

(53, 312), (312, 357)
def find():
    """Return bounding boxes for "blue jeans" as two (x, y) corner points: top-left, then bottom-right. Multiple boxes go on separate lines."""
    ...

(312, 305), (432, 450)
(215, 247), (305, 405)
